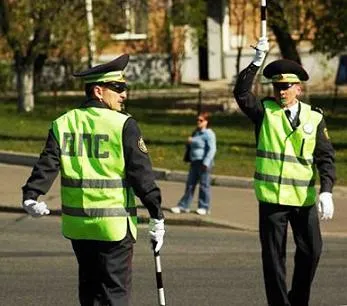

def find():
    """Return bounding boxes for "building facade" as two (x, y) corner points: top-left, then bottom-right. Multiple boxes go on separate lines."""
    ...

(100, 0), (342, 92)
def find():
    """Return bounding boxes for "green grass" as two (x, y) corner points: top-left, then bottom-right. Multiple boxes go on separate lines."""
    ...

(1, 94), (346, 186)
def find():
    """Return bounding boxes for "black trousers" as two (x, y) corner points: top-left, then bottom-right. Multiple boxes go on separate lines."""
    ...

(259, 204), (322, 306)
(71, 231), (134, 306)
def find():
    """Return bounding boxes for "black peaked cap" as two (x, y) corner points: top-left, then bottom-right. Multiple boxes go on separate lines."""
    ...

(73, 54), (129, 77)
(263, 59), (309, 81)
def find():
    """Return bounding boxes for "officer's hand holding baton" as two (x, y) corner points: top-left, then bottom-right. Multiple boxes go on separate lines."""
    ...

(149, 218), (165, 252)
(251, 0), (269, 67)
(251, 37), (269, 67)
(22, 199), (50, 217)
(149, 218), (166, 305)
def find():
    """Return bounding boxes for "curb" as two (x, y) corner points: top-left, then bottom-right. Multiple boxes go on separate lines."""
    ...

(2, 150), (347, 233)
(0, 151), (39, 167)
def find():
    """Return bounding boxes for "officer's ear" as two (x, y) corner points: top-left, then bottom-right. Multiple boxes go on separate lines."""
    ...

(92, 85), (104, 101)
(294, 84), (302, 97)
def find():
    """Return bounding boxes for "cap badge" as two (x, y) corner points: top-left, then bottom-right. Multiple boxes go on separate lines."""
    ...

(272, 73), (300, 83)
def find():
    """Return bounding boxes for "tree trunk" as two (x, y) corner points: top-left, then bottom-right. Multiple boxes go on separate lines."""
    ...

(236, 46), (242, 75)
(270, 25), (301, 64)
(268, 2), (302, 64)
(171, 26), (185, 85)
(34, 53), (48, 96)
(16, 63), (35, 112)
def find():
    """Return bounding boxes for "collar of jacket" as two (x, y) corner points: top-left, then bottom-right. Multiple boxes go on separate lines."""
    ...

(79, 98), (108, 109)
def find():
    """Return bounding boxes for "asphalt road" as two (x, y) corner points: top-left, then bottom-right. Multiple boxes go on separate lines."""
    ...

(1, 213), (347, 306)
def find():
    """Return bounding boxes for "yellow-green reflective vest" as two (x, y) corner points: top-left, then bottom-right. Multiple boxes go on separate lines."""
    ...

(254, 100), (322, 206)
(52, 107), (137, 241)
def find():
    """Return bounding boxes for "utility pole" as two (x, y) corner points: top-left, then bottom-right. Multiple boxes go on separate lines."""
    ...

(85, 0), (96, 67)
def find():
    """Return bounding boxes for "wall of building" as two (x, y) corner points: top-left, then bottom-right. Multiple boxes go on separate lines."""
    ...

(34, 53), (172, 91)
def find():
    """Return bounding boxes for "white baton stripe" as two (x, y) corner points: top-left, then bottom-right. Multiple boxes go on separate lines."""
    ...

(261, 20), (267, 37)
(158, 288), (166, 304)
(261, 0), (266, 6)
(155, 256), (162, 272)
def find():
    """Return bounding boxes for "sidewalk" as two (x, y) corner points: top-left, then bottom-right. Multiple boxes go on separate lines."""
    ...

(1, 150), (347, 236)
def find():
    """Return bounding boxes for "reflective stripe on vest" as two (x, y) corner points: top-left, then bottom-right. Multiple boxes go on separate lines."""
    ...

(254, 100), (322, 206)
(62, 205), (137, 217)
(254, 172), (315, 187)
(61, 177), (129, 188)
(52, 107), (137, 241)
(256, 149), (314, 165)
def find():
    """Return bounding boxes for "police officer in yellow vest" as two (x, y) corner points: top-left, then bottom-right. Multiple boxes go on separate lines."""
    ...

(233, 38), (336, 306)
(22, 54), (165, 306)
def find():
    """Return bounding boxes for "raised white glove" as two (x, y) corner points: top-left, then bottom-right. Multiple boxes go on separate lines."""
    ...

(252, 37), (269, 66)
(318, 192), (334, 220)
(149, 218), (165, 252)
(23, 199), (50, 217)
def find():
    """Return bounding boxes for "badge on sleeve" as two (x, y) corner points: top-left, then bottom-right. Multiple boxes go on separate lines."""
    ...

(323, 127), (330, 140)
(138, 137), (148, 153)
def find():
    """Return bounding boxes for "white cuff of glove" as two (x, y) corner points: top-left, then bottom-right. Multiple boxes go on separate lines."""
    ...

(252, 37), (269, 67)
(149, 218), (165, 252)
(23, 199), (50, 218)
(318, 192), (334, 220)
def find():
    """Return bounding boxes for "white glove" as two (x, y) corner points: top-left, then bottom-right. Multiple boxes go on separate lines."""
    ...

(149, 218), (165, 252)
(252, 37), (269, 66)
(23, 199), (50, 217)
(318, 192), (334, 220)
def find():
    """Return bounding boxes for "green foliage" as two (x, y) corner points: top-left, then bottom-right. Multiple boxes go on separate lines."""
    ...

(311, 0), (347, 58)
(266, 1), (300, 63)
(0, 0), (130, 71)
(277, 1), (316, 40)
(0, 0), (67, 58)
(93, 0), (126, 33)
(93, 0), (147, 35)
(171, 0), (207, 46)
(269, 0), (347, 58)
(172, 0), (206, 27)
(0, 94), (346, 185)
(48, 1), (87, 61)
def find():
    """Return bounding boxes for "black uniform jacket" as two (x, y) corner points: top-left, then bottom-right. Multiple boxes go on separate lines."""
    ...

(233, 63), (336, 193)
(22, 99), (164, 220)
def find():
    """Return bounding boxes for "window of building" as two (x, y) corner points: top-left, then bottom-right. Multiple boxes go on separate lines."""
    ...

(111, 0), (148, 40)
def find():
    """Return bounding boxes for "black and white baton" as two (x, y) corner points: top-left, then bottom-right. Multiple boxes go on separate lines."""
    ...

(152, 241), (166, 306)
(261, 0), (267, 38)
(251, 0), (267, 50)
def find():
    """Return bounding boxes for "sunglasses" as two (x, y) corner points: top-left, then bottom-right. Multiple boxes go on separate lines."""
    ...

(104, 82), (128, 93)
(273, 82), (297, 90)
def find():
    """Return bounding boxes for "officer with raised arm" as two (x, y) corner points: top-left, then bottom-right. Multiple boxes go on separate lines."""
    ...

(22, 54), (165, 306)
(233, 38), (336, 306)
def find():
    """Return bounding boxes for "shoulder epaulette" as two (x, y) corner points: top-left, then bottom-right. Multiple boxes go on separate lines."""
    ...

(312, 106), (324, 115)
